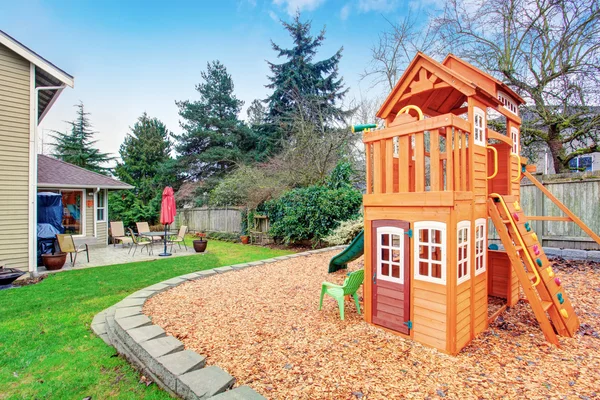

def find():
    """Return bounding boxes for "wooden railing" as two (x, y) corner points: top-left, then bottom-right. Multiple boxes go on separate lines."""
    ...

(364, 114), (472, 195)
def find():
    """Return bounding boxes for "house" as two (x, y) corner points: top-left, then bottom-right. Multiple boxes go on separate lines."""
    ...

(0, 30), (131, 276)
(38, 154), (133, 247)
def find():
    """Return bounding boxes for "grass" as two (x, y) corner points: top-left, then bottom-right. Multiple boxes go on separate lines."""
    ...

(0, 239), (292, 399)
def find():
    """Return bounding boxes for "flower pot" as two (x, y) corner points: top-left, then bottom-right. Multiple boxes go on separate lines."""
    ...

(193, 239), (208, 253)
(41, 252), (67, 270)
(240, 235), (249, 244)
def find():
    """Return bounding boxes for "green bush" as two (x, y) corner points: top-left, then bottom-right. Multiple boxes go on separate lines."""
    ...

(323, 215), (364, 245)
(262, 162), (362, 244)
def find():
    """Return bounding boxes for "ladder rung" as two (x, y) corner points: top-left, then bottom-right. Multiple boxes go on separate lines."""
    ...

(502, 219), (511, 224)
(541, 301), (553, 312)
(514, 246), (523, 251)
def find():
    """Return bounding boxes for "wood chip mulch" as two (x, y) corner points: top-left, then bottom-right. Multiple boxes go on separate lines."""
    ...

(144, 253), (600, 399)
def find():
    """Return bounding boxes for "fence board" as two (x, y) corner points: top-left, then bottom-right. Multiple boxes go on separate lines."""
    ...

(177, 207), (242, 234)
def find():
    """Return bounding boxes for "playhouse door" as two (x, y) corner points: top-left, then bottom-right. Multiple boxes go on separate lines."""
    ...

(371, 220), (410, 334)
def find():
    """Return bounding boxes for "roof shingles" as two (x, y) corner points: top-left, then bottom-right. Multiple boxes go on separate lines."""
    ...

(37, 155), (133, 189)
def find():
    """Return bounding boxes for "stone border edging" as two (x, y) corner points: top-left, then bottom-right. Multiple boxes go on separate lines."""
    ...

(91, 245), (348, 400)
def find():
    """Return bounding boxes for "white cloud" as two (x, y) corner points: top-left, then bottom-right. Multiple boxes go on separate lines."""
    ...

(340, 3), (351, 20)
(272, 0), (326, 16)
(357, 0), (398, 13)
(268, 10), (279, 21)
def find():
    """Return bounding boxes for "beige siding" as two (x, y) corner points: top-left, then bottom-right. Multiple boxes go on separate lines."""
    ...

(0, 43), (30, 272)
(97, 222), (107, 245)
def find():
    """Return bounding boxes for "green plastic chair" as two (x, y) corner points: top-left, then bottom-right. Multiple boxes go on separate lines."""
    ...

(319, 269), (364, 320)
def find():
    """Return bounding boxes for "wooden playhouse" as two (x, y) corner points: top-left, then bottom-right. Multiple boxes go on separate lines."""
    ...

(361, 53), (595, 355)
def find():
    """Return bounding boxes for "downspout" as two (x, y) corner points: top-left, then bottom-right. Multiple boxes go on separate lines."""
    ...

(29, 64), (66, 277)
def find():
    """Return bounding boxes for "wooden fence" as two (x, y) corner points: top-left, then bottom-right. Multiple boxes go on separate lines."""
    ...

(176, 207), (242, 234)
(490, 174), (600, 250)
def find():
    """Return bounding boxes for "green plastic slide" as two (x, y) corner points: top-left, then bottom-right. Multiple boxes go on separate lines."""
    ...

(328, 229), (364, 273)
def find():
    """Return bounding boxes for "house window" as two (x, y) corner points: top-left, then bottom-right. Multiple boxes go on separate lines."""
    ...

(414, 221), (446, 284)
(473, 107), (486, 146)
(377, 227), (404, 284)
(61, 190), (84, 235)
(457, 221), (470, 284)
(475, 218), (486, 275)
(96, 190), (106, 222)
(511, 127), (519, 155)
(498, 92), (518, 115)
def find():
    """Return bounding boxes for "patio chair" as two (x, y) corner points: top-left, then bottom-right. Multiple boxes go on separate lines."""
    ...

(169, 225), (188, 252)
(110, 221), (132, 247)
(128, 228), (153, 256)
(56, 234), (89, 267)
(136, 222), (161, 242)
(318, 269), (364, 320)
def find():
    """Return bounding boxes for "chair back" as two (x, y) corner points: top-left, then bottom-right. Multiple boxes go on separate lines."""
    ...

(178, 225), (187, 238)
(342, 269), (364, 296)
(56, 234), (76, 253)
(111, 221), (125, 237)
(128, 228), (139, 244)
(136, 222), (150, 235)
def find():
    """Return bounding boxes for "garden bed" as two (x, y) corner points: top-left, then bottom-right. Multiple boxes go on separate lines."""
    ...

(144, 252), (600, 399)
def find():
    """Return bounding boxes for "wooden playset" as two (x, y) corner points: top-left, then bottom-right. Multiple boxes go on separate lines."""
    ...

(355, 53), (600, 355)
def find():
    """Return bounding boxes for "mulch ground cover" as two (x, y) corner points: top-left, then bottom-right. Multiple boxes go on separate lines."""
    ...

(145, 252), (600, 399)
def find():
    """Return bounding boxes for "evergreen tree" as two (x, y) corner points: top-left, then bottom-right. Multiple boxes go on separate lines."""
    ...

(110, 113), (176, 227)
(51, 102), (113, 174)
(175, 61), (257, 181)
(265, 12), (351, 133)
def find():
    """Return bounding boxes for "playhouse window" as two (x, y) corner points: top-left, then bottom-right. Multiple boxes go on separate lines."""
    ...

(414, 221), (446, 284)
(511, 127), (519, 155)
(475, 218), (486, 275)
(457, 221), (470, 284)
(473, 107), (485, 146)
(377, 227), (404, 284)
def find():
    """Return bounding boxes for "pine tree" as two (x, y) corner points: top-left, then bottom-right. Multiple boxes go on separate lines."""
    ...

(110, 113), (177, 227)
(174, 61), (258, 181)
(51, 102), (113, 174)
(265, 12), (351, 132)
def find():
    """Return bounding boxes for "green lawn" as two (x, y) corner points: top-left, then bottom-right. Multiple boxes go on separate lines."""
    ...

(0, 240), (292, 399)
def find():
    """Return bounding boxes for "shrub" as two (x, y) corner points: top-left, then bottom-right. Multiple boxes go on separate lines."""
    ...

(323, 215), (364, 245)
(262, 184), (362, 245)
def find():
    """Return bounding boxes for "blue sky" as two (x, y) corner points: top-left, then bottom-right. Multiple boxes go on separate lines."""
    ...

(1, 0), (432, 159)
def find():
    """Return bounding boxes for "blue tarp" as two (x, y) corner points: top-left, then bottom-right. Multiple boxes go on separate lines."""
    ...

(37, 192), (64, 234)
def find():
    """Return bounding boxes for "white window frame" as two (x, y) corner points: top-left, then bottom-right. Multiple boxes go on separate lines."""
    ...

(414, 221), (447, 285)
(96, 189), (107, 222)
(376, 226), (405, 284)
(498, 92), (518, 115)
(457, 220), (471, 285)
(511, 127), (519, 155)
(475, 218), (487, 276)
(473, 107), (486, 147)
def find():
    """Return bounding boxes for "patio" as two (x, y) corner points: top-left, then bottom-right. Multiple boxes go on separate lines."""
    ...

(38, 240), (198, 274)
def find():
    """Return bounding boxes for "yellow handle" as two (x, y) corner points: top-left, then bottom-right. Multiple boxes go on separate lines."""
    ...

(398, 105), (424, 121)
(490, 193), (541, 286)
(487, 146), (498, 179)
(511, 153), (522, 182)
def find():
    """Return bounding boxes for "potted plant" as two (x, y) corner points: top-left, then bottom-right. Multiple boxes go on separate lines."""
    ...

(41, 251), (67, 270)
(193, 232), (208, 253)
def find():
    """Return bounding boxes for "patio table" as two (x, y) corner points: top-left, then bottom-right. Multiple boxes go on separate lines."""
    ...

(139, 231), (176, 239)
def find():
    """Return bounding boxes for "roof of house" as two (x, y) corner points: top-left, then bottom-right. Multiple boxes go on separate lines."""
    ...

(0, 30), (74, 122)
(38, 155), (134, 190)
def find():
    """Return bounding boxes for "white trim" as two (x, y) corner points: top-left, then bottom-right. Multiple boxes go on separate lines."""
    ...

(0, 30), (74, 87)
(59, 189), (86, 237)
(414, 221), (447, 285)
(96, 188), (107, 223)
(511, 126), (519, 155)
(498, 91), (518, 115)
(28, 63), (37, 276)
(473, 107), (486, 147)
(475, 218), (487, 276)
(38, 183), (134, 190)
(456, 220), (471, 285)
(376, 226), (405, 284)
(38, 86), (65, 123)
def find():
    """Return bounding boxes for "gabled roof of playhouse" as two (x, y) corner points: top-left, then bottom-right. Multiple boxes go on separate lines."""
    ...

(377, 52), (525, 120)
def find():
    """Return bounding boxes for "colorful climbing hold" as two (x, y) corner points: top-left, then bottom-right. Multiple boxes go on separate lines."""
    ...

(488, 244), (499, 250)
(557, 293), (565, 304)
(525, 222), (531, 232)
(560, 309), (569, 319)
(533, 244), (540, 255)
(536, 258), (543, 267)
(546, 267), (555, 277)
(513, 212), (519, 221)
(514, 202), (521, 211)
(532, 233), (538, 241)
(554, 277), (561, 286)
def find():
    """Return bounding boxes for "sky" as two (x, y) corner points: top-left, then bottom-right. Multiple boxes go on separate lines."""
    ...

(0, 0), (435, 160)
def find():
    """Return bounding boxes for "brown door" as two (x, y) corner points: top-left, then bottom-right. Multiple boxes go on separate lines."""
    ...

(371, 220), (410, 334)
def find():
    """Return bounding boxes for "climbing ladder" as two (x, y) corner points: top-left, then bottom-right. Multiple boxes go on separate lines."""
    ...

(487, 194), (580, 345)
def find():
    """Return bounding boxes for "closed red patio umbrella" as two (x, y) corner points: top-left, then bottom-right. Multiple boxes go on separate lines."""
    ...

(159, 186), (176, 256)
